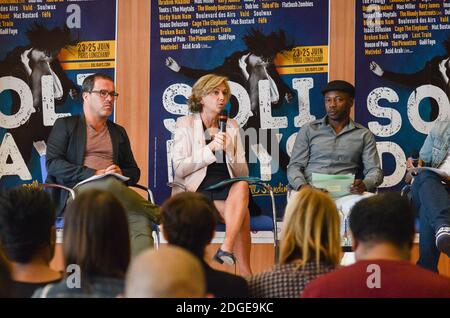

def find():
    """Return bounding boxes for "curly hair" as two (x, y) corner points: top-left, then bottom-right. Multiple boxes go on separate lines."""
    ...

(188, 74), (230, 113)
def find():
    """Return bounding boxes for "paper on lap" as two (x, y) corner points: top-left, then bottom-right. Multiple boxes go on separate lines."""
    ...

(74, 172), (129, 189)
(311, 173), (355, 199)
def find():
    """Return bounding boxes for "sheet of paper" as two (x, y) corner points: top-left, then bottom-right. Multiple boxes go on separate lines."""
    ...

(311, 173), (355, 198)
(410, 166), (449, 178)
(74, 172), (129, 189)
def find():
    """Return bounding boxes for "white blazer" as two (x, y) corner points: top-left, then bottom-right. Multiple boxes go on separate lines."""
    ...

(172, 113), (248, 195)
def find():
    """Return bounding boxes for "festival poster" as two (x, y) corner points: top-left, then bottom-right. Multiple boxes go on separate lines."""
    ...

(0, 0), (117, 188)
(149, 0), (330, 217)
(355, 0), (450, 190)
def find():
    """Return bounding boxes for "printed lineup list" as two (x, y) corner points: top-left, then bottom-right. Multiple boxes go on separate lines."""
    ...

(361, 0), (450, 55)
(0, 0), (117, 69)
(157, 0), (316, 51)
(0, 0), (56, 36)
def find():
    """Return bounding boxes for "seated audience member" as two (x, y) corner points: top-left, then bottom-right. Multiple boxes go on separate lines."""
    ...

(33, 190), (130, 298)
(302, 192), (450, 298)
(125, 246), (206, 298)
(407, 120), (450, 272)
(0, 250), (12, 298)
(287, 80), (383, 213)
(248, 188), (341, 297)
(0, 187), (62, 297)
(160, 192), (249, 297)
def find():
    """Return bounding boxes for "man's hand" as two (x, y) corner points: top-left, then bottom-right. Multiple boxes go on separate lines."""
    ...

(369, 61), (384, 76)
(104, 165), (123, 175)
(350, 179), (366, 194)
(165, 56), (181, 72)
(405, 157), (423, 183)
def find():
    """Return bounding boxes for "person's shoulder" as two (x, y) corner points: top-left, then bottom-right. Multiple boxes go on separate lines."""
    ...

(432, 120), (450, 133)
(106, 119), (129, 135)
(31, 280), (66, 298)
(352, 120), (370, 131)
(227, 118), (240, 128)
(57, 114), (79, 124)
(52, 114), (80, 130)
(301, 263), (360, 297)
(401, 260), (450, 282)
(352, 121), (375, 136)
(299, 118), (322, 131)
(106, 118), (122, 129)
(202, 264), (249, 297)
(205, 264), (246, 282)
(176, 114), (196, 126)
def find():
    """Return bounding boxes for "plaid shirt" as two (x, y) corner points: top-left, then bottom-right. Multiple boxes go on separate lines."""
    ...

(247, 261), (336, 298)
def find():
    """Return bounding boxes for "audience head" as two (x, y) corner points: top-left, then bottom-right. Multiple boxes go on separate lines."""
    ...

(125, 246), (206, 298)
(349, 192), (415, 260)
(0, 186), (56, 264)
(161, 192), (217, 259)
(63, 189), (130, 281)
(281, 188), (341, 269)
(188, 74), (230, 112)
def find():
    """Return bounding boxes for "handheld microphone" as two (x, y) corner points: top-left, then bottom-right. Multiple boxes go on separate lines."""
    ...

(219, 110), (227, 133)
(216, 110), (227, 163)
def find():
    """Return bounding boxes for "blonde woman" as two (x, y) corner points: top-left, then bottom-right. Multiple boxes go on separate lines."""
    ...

(172, 74), (252, 275)
(248, 188), (341, 297)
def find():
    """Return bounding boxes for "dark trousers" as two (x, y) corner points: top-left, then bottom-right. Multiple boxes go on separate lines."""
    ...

(411, 170), (450, 272)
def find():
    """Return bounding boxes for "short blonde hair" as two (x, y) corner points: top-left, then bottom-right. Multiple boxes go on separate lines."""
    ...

(280, 188), (341, 270)
(188, 74), (231, 113)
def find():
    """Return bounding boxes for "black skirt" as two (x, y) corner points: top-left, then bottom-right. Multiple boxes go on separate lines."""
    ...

(196, 161), (231, 201)
(196, 164), (261, 216)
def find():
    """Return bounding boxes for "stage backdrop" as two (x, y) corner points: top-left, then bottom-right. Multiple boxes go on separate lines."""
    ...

(0, 0), (117, 188)
(149, 0), (330, 217)
(355, 0), (450, 189)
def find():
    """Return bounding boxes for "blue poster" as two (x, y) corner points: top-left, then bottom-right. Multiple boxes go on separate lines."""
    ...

(149, 0), (330, 217)
(355, 0), (450, 189)
(0, 0), (117, 188)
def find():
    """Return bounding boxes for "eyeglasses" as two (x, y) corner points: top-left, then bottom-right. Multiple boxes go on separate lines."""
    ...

(89, 90), (119, 99)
